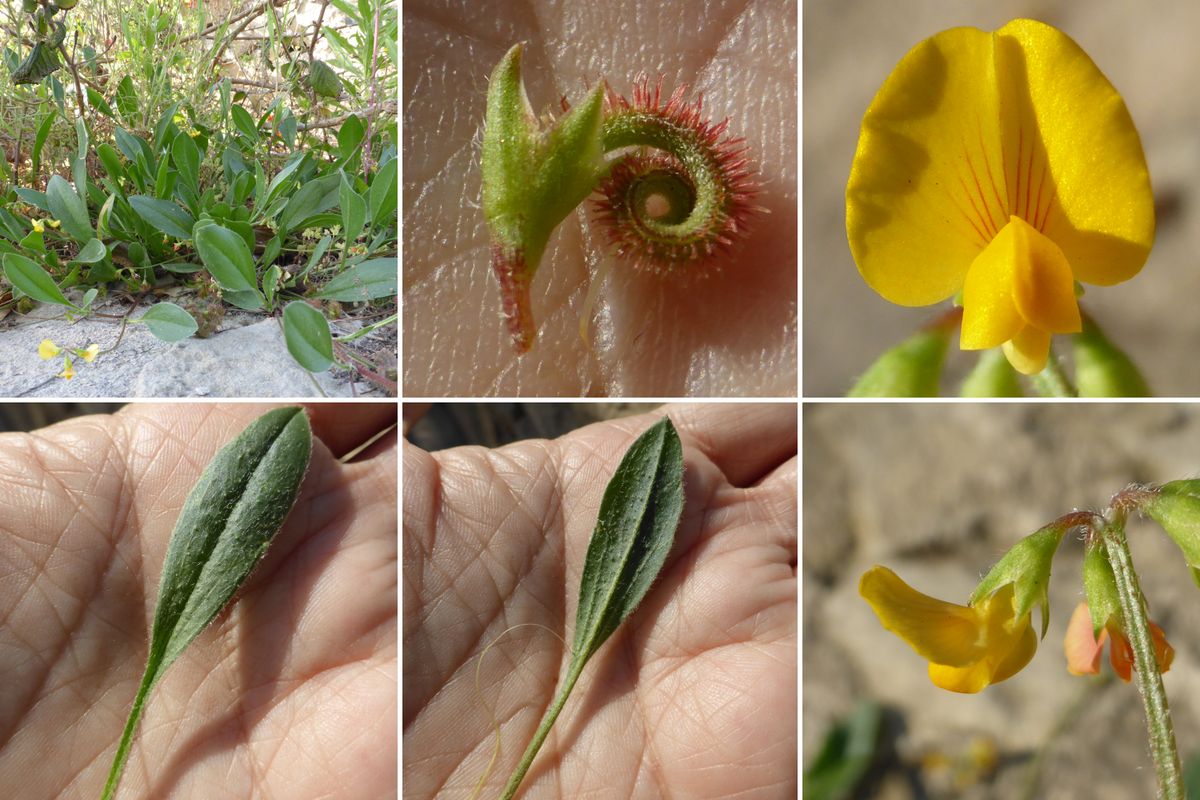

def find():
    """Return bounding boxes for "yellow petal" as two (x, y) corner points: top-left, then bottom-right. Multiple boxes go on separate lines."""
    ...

(848, 19), (1154, 315)
(847, 26), (1007, 306)
(996, 19), (1154, 287)
(38, 339), (60, 360)
(928, 584), (1036, 693)
(1002, 326), (1051, 375)
(960, 221), (1022, 349)
(859, 566), (983, 667)
(1007, 216), (1080, 333)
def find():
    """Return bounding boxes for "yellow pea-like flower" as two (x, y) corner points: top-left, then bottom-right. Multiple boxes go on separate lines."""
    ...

(38, 339), (60, 360)
(847, 19), (1154, 374)
(859, 566), (1037, 693)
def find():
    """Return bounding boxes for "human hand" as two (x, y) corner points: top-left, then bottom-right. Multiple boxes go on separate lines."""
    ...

(404, 404), (797, 798)
(402, 0), (797, 396)
(0, 404), (397, 799)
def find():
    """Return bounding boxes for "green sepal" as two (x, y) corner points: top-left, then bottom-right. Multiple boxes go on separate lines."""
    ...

(1081, 541), (1121, 638)
(1073, 313), (1150, 397)
(848, 325), (949, 397)
(482, 43), (606, 278)
(959, 348), (1023, 397)
(1142, 481), (1200, 588)
(970, 523), (1067, 638)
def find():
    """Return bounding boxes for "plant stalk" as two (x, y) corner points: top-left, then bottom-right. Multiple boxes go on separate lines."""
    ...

(1100, 518), (1183, 800)
(499, 660), (585, 800)
(1030, 347), (1075, 397)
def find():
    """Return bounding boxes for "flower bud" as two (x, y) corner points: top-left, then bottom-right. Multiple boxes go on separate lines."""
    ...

(848, 323), (950, 397)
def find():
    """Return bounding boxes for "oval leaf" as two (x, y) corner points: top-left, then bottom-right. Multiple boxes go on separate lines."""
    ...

(171, 132), (201, 192)
(340, 173), (367, 243)
(282, 300), (334, 372)
(138, 302), (199, 342)
(572, 417), (684, 661)
(312, 258), (397, 301)
(102, 408), (312, 799)
(194, 223), (256, 292)
(279, 173), (341, 233)
(3, 253), (72, 307)
(71, 238), (108, 264)
(46, 174), (94, 243)
(129, 195), (195, 240)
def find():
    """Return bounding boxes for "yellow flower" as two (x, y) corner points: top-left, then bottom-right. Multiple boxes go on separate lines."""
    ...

(47, 219), (61, 229)
(32, 219), (44, 233)
(38, 339), (60, 360)
(859, 566), (1036, 693)
(58, 357), (75, 380)
(79, 344), (100, 363)
(846, 19), (1154, 374)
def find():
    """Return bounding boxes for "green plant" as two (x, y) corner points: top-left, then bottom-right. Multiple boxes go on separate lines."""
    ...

(102, 406), (312, 800)
(497, 417), (684, 799)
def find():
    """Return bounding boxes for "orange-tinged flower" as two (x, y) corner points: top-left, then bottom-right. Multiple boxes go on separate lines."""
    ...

(1064, 601), (1173, 681)
(860, 566), (1037, 693)
(846, 19), (1154, 374)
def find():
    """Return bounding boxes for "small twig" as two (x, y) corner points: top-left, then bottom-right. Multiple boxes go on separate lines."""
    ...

(307, 0), (329, 62)
(296, 101), (396, 131)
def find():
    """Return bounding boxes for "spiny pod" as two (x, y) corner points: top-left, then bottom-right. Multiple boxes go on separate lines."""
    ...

(481, 44), (761, 353)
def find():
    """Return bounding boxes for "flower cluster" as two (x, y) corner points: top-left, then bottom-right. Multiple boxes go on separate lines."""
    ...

(38, 338), (100, 380)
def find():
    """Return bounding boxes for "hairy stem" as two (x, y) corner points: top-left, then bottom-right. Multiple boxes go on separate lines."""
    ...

(499, 661), (585, 800)
(1030, 346), (1075, 397)
(1099, 516), (1182, 800)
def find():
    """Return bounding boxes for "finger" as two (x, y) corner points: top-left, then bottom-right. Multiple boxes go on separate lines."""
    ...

(664, 403), (797, 487)
(749, 454), (797, 562)
(301, 403), (399, 460)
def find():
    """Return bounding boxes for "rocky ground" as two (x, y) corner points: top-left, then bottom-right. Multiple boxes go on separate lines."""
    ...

(0, 296), (385, 397)
(804, 404), (1200, 798)
(803, 0), (1200, 396)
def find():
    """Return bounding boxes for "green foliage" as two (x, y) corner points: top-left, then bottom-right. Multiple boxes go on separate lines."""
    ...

(0, 2), (398, 385)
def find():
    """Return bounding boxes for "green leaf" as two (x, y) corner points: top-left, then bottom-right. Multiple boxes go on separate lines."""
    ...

(803, 702), (883, 800)
(194, 223), (256, 292)
(367, 157), (397, 228)
(87, 86), (115, 117)
(263, 264), (281, 309)
(282, 301), (334, 372)
(848, 325), (950, 397)
(129, 195), (195, 240)
(137, 302), (198, 342)
(1073, 314), (1151, 397)
(231, 104), (258, 142)
(279, 173), (341, 233)
(3, 253), (73, 307)
(70, 238), (107, 264)
(312, 258), (396, 301)
(101, 407), (312, 800)
(73, 117), (89, 202)
(500, 418), (684, 799)
(172, 132), (201, 192)
(115, 75), (139, 125)
(46, 175), (94, 243)
(307, 59), (342, 98)
(336, 115), (365, 168)
(339, 173), (366, 244)
(11, 41), (61, 85)
(31, 113), (54, 181)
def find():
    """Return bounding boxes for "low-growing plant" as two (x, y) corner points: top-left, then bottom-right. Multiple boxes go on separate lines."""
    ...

(0, 0), (398, 389)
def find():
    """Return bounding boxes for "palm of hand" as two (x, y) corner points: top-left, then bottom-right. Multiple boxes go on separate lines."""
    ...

(404, 407), (796, 798)
(0, 405), (397, 799)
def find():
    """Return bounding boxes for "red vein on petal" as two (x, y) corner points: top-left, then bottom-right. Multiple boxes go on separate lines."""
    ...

(977, 118), (1008, 220)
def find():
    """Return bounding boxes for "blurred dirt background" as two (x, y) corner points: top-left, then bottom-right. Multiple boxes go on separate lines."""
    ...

(804, 403), (1200, 798)
(803, 0), (1200, 396)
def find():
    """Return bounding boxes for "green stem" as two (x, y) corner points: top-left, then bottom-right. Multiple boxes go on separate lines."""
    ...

(1029, 346), (1075, 397)
(499, 660), (585, 800)
(1100, 518), (1183, 800)
(101, 666), (159, 800)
